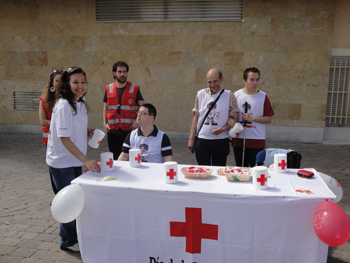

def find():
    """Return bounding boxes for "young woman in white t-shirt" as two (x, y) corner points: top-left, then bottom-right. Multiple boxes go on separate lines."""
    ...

(46, 67), (100, 253)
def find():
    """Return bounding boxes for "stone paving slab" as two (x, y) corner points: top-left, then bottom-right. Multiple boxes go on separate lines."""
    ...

(0, 133), (349, 262)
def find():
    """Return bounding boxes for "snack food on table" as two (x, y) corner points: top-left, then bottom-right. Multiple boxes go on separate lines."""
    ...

(225, 166), (251, 182)
(181, 166), (213, 179)
(216, 168), (225, 176)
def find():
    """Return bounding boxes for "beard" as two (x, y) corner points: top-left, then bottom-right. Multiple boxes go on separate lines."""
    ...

(116, 76), (127, 84)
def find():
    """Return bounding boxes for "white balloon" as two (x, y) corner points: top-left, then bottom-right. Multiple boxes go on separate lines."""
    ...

(318, 172), (343, 203)
(51, 184), (85, 223)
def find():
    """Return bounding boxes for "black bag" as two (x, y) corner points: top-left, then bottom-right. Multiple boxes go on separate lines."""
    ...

(287, 151), (302, 168)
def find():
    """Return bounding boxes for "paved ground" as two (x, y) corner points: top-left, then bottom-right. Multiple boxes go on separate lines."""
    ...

(0, 133), (349, 263)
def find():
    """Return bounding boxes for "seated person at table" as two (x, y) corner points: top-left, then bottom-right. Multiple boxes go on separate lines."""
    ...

(118, 103), (174, 163)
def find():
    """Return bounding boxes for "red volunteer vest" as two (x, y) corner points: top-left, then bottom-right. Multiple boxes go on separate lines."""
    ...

(40, 96), (52, 145)
(106, 82), (139, 131)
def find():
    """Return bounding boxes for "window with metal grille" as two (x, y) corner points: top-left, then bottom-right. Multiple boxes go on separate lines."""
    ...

(13, 91), (41, 111)
(326, 56), (350, 127)
(96, 0), (242, 22)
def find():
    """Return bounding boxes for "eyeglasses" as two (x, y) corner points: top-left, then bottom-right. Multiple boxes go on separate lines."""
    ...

(137, 111), (150, 116)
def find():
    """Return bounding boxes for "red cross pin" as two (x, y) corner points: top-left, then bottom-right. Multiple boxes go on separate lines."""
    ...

(106, 158), (113, 168)
(135, 154), (141, 163)
(170, 207), (218, 254)
(167, 169), (177, 180)
(257, 174), (267, 186)
(278, 160), (287, 170)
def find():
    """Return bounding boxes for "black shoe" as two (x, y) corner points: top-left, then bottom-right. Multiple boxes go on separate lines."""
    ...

(60, 243), (80, 252)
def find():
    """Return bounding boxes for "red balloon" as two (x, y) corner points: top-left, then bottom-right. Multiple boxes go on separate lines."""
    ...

(313, 201), (350, 246)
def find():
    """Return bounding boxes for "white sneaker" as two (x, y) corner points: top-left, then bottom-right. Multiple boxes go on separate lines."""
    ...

(60, 243), (80, 252)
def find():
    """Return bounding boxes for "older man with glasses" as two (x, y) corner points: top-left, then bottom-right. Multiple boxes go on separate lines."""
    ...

(118, 103), (174, 163)
(188, 68), (239, 166)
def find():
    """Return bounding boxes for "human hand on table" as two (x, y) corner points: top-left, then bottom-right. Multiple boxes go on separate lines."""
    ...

(85, 159), (101, 173)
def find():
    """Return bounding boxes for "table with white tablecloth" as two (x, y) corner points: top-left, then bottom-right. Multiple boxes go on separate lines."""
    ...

(72, 161), (335, 263)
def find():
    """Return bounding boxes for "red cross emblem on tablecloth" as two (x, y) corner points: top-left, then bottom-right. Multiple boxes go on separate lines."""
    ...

(313, 214), (324, 229)
(135, 154), (141, 163)
(278, 160), (287, 170)
(167, 169), (176, 180)
(97, 140), (102, 146)
(170, 207), (218, 254)
(257, 174), (267, 186)
(106, 158), (113, 168)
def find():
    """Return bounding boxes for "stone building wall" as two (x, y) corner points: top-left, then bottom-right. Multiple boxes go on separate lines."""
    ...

(0, 0), (335, 140)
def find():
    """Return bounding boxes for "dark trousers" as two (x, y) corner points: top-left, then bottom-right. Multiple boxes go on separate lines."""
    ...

(46, 145), (58, 194)
(195, 138), (230, 166)
(50, 171), (58, 194)
(49, 166), (82, 248)
(233, 147), (263, 167)
(107, 132), (129, 160)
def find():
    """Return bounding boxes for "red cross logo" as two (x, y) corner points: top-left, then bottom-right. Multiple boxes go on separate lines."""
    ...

(135, 154), (141, 163)
(170, 207), (218, 254)
(257, 174), (267, 186)
(97, 140), (102, 146)
(167, 169), (177, 180)
(278, 160), (287, 170)
(313, 214), (324, 229)
(106, 158), (113, 168)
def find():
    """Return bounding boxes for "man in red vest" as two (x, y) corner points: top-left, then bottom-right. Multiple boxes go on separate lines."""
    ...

(103, 61), (144, 159)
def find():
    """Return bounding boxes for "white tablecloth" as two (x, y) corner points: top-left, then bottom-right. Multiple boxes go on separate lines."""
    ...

(73, 161), (335, 263)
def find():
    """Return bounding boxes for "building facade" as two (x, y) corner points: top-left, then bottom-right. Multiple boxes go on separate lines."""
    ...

(1, 0), (349, 143)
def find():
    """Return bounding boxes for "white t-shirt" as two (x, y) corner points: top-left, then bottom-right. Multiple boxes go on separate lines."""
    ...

(196, 89), (230, 140)
(46, 98), (88, 168)
(234, 89), (266, 140)
(128, 128), (167, 163)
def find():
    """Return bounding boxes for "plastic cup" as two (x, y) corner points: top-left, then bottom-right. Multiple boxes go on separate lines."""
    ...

(252, 166), (269, 190)
(164, 161), (178, 184)
(274, 153), (287, 173)
(129, 149), (141, 167)
(101, 152), (114, 172)
(88, 129), (105, 149)
(229, 123), (244, 138)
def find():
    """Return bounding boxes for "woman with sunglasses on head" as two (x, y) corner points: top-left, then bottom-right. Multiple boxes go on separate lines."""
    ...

(46, 67), (100, 253)
(39, 70), (63, 194)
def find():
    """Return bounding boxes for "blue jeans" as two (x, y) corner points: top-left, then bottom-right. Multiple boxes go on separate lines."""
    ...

(49, 166), (82, 247)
